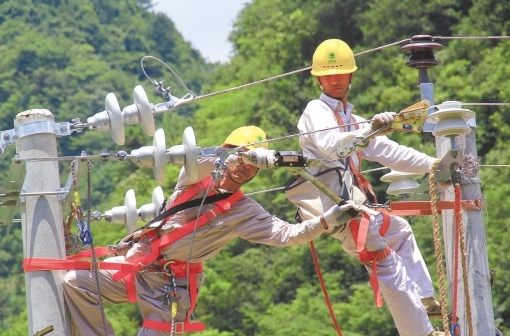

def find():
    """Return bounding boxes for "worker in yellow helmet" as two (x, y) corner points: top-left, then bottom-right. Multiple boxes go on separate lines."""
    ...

(63, 125), (363, 336)
(285, 39), (444, 336)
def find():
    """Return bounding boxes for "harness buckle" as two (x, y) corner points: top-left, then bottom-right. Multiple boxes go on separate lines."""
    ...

(205, 209), (218, 221)
(162, 260), (175, 276)
(174, 322), (185, 333)
(376, 248), (390, 261)
(90, 261), (100, 271)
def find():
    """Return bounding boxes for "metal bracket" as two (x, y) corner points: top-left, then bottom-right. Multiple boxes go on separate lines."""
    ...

(408, 149), (463, 201)
(0, 121), (72, 159)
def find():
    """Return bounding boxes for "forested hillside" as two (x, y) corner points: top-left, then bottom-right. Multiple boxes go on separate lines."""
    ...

(1, 0), (510, 335)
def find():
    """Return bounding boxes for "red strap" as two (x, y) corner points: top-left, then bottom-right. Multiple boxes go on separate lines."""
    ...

(349, 212), (391, 307)
(143, 320), (206, 333)
(349, 161), (378, 204)
(23, 258), (139, 272)
(113, 189), (244, 282)
(167, 177), (215, 208)
(125, 273), (137, 302)
(309, 242), (344, 336)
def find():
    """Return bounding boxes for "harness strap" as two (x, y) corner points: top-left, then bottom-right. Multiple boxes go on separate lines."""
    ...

(168, 176), (215, 208)
(349, 211), (391, 307)
(142, 320), (206, 333)
(325, 100), (378, 204)
(349, 161), (378, 204)
(23, 258), (138, 272)
(112, 189), (243, 282)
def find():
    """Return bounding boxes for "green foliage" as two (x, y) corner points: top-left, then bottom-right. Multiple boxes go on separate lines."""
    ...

(2, 0), (510, 335)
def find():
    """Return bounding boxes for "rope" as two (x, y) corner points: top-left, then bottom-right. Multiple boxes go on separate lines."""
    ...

(451, 186), (460, 331)
(87, 160), (109, 336)
(428, 159), (451, 335)
(309, 241), (343, 336)
(455, 184), (474, 335)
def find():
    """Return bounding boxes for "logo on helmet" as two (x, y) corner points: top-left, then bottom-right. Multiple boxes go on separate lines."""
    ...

(328, 52), (336, 64)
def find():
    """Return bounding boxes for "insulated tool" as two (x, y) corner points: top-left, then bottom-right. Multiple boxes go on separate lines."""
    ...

(337, 99), (431, 158)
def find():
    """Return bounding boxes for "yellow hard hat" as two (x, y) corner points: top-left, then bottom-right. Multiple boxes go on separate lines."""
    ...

(222, 126), (268, 150)
(311, 39), (357, 76)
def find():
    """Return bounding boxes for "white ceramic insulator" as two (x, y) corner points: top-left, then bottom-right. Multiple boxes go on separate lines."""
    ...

(104, 189), (137, 233)
(131, 145), (155, 168)
(425, 101), (476, 137)
(87, 111), (111, 132)
(105, 92), (125, 145)
(153, 128), (167, 185)
(182, 126), (198, 182)
(138, 186), (165, 222)
(380, 170), (424, 196)
(133, 85), (156, 136)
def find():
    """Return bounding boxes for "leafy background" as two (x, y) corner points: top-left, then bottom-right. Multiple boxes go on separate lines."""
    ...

(1, 0), (509, 335)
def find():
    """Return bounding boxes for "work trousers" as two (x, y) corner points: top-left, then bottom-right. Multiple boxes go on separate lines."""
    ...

(287, 169), (435, 336)
(63, 256), (205, 336)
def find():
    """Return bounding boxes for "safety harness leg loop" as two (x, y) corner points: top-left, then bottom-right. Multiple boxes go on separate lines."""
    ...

(350, 211), (391, 307)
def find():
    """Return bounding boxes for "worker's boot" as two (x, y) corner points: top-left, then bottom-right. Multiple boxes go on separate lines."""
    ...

(421, 297), (442, 319)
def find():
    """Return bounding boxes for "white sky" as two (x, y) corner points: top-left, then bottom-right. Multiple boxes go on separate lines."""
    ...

(151, 1), (251, 63)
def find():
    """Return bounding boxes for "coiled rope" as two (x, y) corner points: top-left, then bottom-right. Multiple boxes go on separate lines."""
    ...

(453, 183), (474, 335)
(428, 159), (451, 335)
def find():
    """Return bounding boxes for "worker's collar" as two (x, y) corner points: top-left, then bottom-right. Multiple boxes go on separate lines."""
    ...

(319, 93), (354, 116)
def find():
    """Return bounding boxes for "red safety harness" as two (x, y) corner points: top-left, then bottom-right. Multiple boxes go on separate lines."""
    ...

(24, 176), (244, 333)
(349, 212), (391, 307)
(330, 102), (393, 307)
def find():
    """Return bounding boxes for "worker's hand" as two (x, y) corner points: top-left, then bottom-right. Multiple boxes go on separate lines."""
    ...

(371, 111), (396, 135)
(321, 201), (363, 228)
(242, 148), (277, 169)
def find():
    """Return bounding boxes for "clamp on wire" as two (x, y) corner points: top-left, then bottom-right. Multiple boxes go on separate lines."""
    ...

(209, 145), (245, 183)
(140, 56), (196, 110)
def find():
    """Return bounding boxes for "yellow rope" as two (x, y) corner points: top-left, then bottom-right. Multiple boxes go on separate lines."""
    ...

(429, 159), (451, 335)
(457, 185), (474, 335)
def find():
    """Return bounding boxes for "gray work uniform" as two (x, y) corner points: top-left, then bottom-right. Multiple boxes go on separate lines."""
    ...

(63, 157), (330, 336)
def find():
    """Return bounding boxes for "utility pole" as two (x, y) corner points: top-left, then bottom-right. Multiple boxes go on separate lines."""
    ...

(15, 109), (71, 336)
(401, 35), (495, 335)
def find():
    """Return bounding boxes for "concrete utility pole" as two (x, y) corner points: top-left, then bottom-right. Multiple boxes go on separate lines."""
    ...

(15, 109), (71, 336)
(401, 35), (495, 335)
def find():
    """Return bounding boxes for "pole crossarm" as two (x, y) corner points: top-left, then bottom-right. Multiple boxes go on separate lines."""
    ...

(378, 199), (485, 216)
